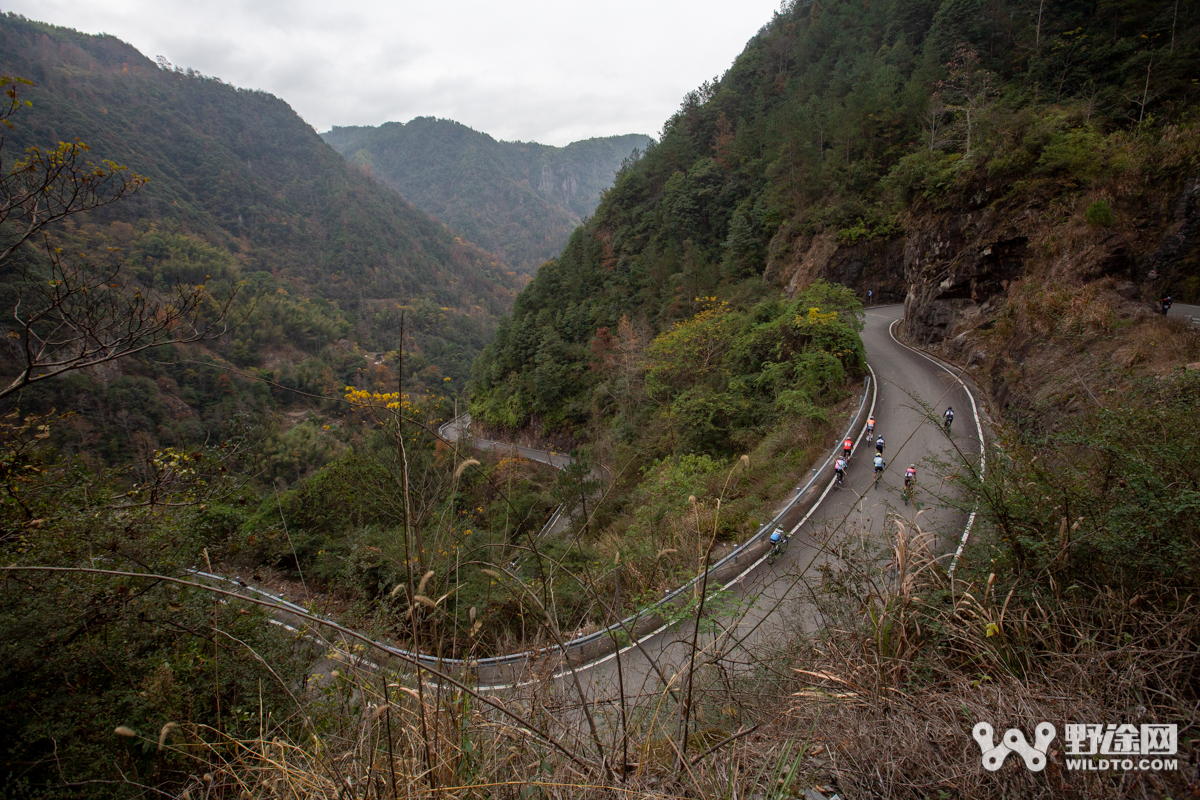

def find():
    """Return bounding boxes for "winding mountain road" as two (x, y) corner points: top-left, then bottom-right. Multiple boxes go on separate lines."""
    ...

(204, 304), (986, 710)
(442, 304), (986, 700)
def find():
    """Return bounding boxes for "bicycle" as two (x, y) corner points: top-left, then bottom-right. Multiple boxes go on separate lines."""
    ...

(767, 532), (790, 565)
(834, 469), (845, 488)
(943, 417), (953, 435)
(903, 478), (915, 505)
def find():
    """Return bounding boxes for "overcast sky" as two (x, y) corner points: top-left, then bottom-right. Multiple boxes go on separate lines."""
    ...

(8, 0), (783, 146)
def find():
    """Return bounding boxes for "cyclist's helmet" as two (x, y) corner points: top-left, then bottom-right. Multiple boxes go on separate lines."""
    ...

(910, 463), (916, 468)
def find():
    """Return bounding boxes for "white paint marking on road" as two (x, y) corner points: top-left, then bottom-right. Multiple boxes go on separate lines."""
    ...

(484, 364), (885, 692)
(457, 365), (882, 692)
(886, 319), (987, 573)
(200, 329), (891, 692)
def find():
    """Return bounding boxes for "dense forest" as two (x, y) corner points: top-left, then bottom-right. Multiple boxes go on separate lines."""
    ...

(459, 0), (1200, 796)
(323, 120), (651, 272)
(0, 13), (528, 470)
(0, 16), (545, 794)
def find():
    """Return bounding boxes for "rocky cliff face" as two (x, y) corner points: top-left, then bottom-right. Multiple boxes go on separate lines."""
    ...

(322, 122), (651, 272)
(767, 229), (907, 305)
(538, 164), (581, 210)
(901, 204), (1037, 347)
(772, 170), (1199, 361)
(763, 155), (1200, 428)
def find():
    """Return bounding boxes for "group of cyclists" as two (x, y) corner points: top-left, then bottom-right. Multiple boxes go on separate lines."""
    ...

(770, 295), (1176, 565)
(769, 405), (958, 560)
(832, 405), (955, 495)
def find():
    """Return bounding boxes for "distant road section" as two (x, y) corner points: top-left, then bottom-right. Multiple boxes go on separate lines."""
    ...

(439, 413), (573, 470)
(1169, 301), (1200, 323)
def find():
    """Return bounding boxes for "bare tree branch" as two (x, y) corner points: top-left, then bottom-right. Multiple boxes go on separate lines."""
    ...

(0, 76), (237, 399)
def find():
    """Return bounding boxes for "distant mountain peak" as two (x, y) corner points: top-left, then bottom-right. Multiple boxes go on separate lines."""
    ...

(322, 120), (652, 273)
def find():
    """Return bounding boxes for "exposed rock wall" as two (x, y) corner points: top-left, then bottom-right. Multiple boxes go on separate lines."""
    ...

(769, 228), (907, 304)
(770, 170), (1200, 360)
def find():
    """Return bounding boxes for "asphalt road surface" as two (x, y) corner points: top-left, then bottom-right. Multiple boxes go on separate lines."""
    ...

(460, 304), (986, 708)
(215, 305), (986, 714)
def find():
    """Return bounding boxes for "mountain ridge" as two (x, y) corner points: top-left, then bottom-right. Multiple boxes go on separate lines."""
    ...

(0, 12), (519, 354)
(322, 118), (651, 272)
(0, 12), (523, 474)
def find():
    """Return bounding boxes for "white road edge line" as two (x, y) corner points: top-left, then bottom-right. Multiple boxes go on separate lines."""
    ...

(199, 339), (885, 693)
(485, 362), (883, 692)
(886, 319), (987, 573)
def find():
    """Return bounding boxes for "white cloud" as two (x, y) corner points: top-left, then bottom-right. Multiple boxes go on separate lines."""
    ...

(7, 0), (782, 145)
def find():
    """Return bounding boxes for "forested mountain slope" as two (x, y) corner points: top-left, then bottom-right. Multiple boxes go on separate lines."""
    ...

(0, 13), (524, 469)
(470, 0), (1200, 436)
(323, 119), (651, 272)
(0, 14), (518, 368)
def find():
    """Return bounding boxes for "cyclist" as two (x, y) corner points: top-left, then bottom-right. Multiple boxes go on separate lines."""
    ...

(768, 527), (787, 561)
(842, 436), (853, 459)
(1161, 295), (1173, 316)
(873, 453), (885, 486)
(866, 415), (876, 437)
(944, 406), (954, 433)
(834, 457), (847, 485)
(904, 463), (917, 487)
(875, 434), (885, 455)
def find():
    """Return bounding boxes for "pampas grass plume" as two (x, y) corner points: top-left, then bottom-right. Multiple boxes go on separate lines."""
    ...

(158, 722), (177, 751)
(454, 458), (480, 479)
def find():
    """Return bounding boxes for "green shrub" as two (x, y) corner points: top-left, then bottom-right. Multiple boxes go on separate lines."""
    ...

(1036, 127), (1107, 183)
(958, 370), (1200, 590)
(1085, 199), (1115, 226)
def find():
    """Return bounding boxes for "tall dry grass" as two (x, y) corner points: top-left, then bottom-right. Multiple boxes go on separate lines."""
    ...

(789, 517), (1198, 799)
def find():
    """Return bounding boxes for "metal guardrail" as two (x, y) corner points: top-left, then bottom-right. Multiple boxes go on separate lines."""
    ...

(197, 375), (874, 674)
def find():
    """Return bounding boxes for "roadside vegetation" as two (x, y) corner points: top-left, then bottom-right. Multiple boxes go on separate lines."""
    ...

(64, 362), (1194, 800)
